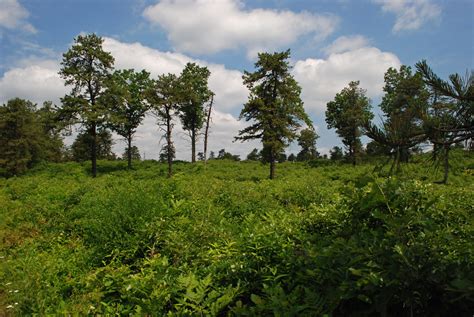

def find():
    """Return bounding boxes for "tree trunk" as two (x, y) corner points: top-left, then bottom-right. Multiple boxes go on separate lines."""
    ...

(389, 148), (399, 175)
(351, 143), (356, 166)
(203, 94), (213, 165)
(127, 132), (132, 169)
(166, 109), (173, 178)
(442, 144), (450, 184)
(269, 148), (276, 179)
(91, 123), (97, 178)
(191, 128), (196, 163)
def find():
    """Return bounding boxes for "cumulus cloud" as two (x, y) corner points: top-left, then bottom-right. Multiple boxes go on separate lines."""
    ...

(322, 35), (370, 55)
(142, 0), (339, 57)
(373, 0), (441, 32)
(0, 60), (65, 105)
(102, 37), (248, 112)
(293, 46), (401, 113)
(0, 0), (36, 33)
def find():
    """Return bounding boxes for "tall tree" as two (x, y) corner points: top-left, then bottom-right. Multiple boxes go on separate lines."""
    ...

(146, 73), (181, 178)
(416, 60), (474, 183)
(236, 49), (311, 179)
(296, 127), (319, 161)
(326, 81), (373, 165)
(103, 69), (151, 169)
(59, 33), (114, 177)
(178, 63), (213, 163)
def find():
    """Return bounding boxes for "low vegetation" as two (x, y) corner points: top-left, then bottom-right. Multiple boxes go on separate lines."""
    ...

(1, 154), (473, 315)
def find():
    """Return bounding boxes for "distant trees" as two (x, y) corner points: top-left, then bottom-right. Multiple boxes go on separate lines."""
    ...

(217, 149), (240, 161)
(326, 81), (372, 165)
(330, 146), (344, 161)
(246, 148), (260, 161)
(0, 98), (64, 176)
(122, 146), (140, 161)
(296, 128), (319, 161)
(236, 49), (311, 179)
(287, 153), (296, 162)
(59, 33), (114, 177)
(104, 69), (151, 169)
(178, 63), (213, 163)
(71, 130), (115, 162)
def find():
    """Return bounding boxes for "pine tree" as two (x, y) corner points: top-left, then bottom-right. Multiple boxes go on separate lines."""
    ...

(236, 49), (311, 179)
(59, 33), (114, 177)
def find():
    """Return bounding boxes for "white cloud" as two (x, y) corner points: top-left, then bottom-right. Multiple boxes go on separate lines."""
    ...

(293, 47), (401, 113)
(373, 0), (441, 32)
(142, 0), (339, 57)
(322, 35), (370, 55)
(0, 0), (36, 33)
(0, 60), (65, 105)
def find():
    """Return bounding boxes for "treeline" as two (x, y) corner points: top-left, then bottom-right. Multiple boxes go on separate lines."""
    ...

(1, 33), (472, 181)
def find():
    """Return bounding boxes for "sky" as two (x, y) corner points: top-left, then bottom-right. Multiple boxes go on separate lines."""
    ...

(0, 0), (473, 160)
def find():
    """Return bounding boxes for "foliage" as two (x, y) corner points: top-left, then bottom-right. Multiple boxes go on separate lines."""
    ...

(103, 69), (151, 168)
(330, 146), (344, 161)
(0, 98), (63, 177)
(326, 81), (373, 165)
(236, 49), (312, 179)
(287, 153), (296, 162)
(416, 60), (473, 183)
(366, 66), (429, 169)
(246, 148), (261, 161)
(1, 154), (473, 315)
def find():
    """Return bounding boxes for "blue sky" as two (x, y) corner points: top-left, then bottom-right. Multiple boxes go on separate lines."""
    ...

(0, 0), (473, 159)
